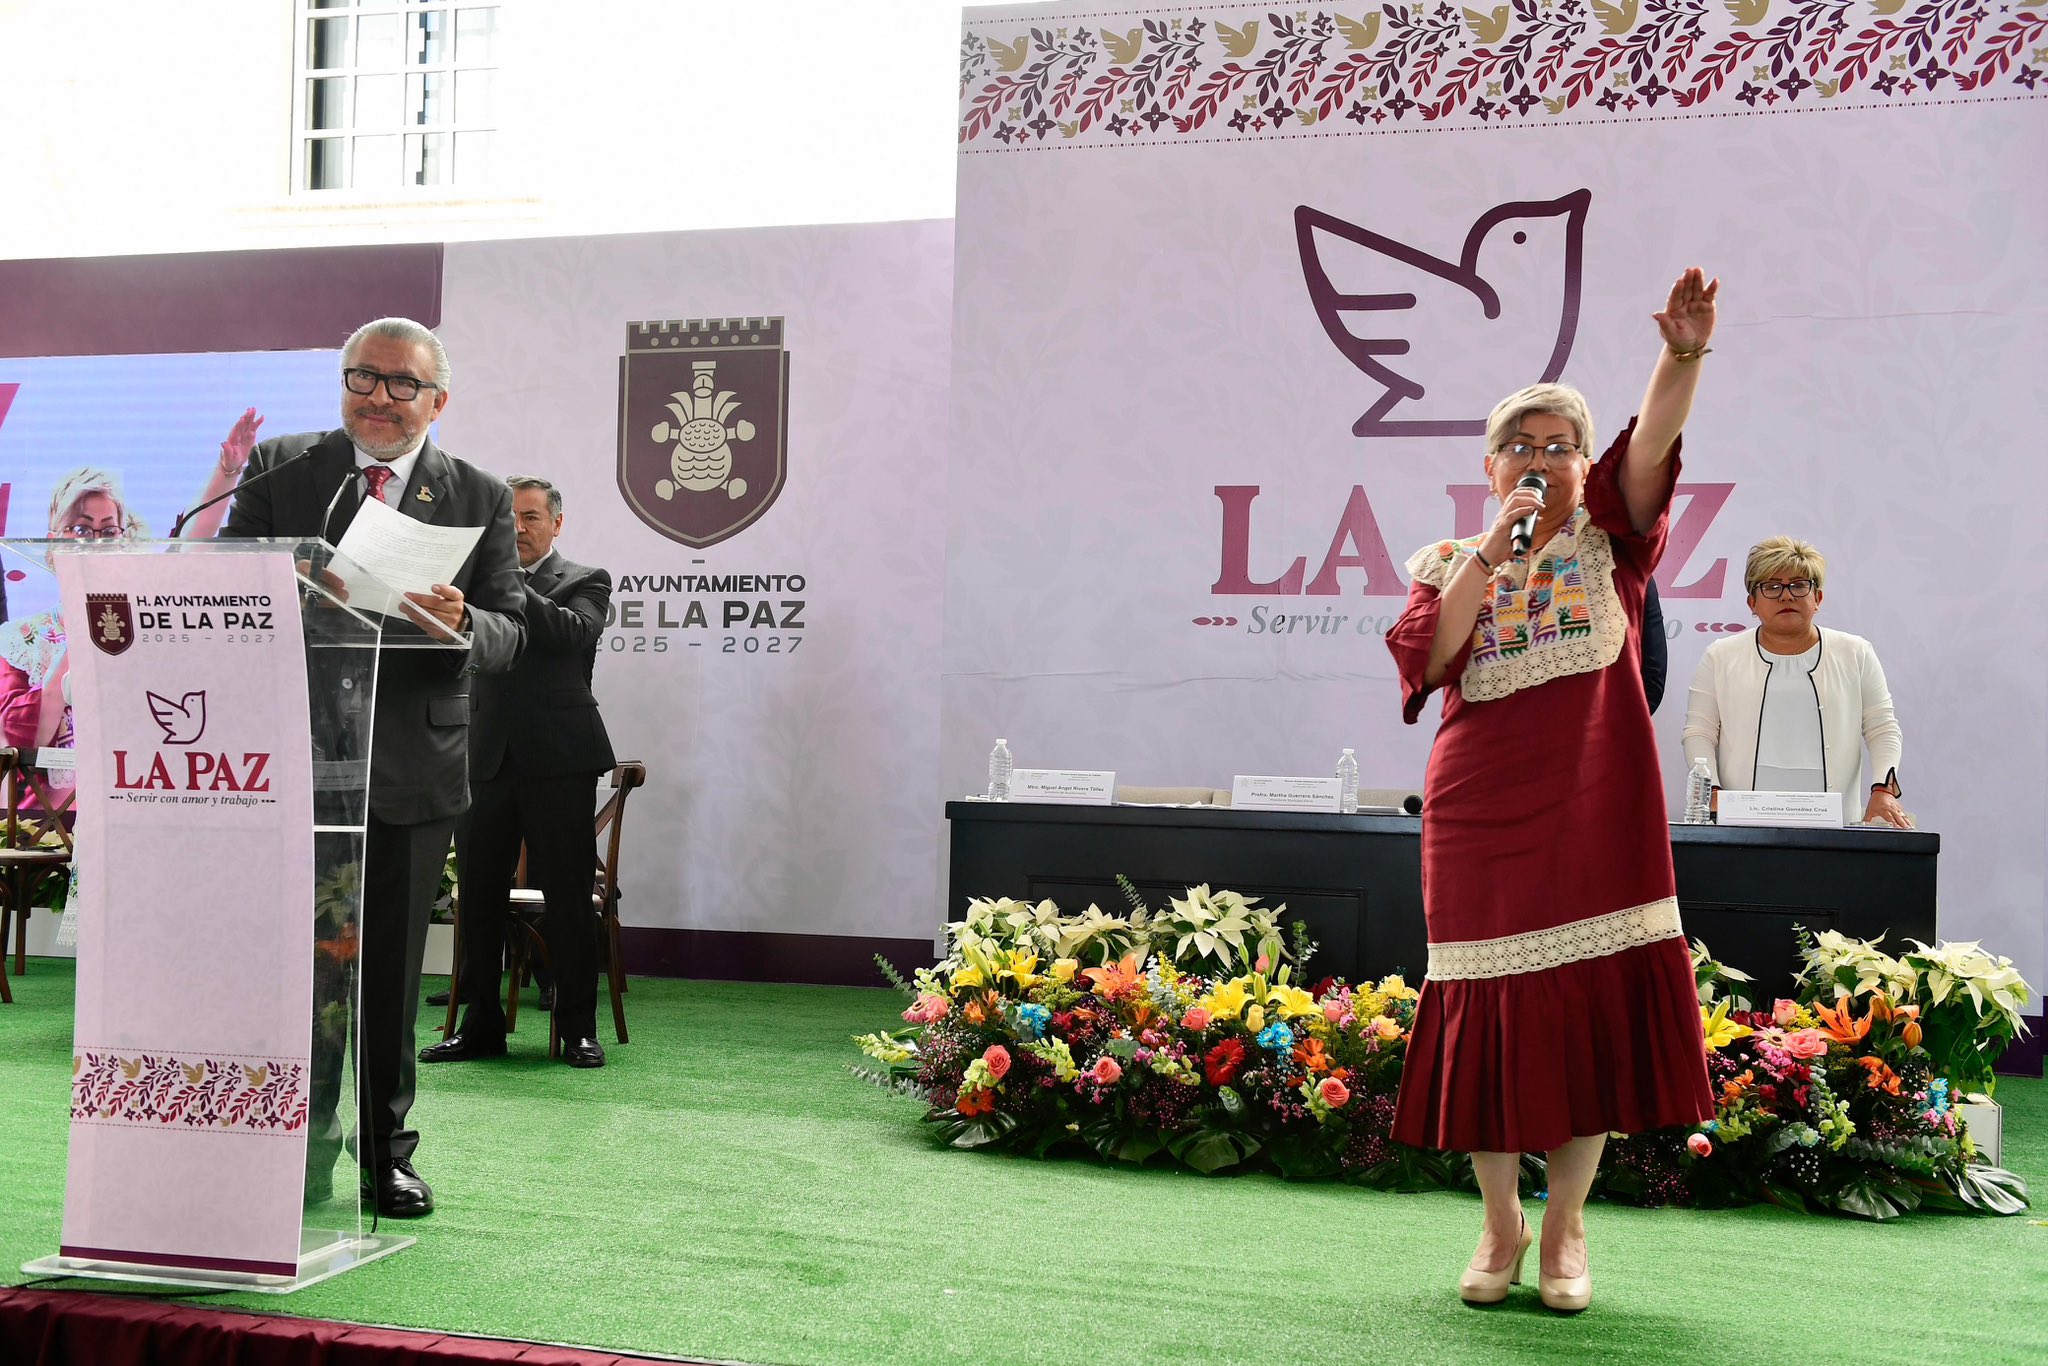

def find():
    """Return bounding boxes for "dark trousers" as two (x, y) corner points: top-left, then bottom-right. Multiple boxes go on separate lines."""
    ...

(455, 771), (601, 1039)
(309, 813), (454, 1172)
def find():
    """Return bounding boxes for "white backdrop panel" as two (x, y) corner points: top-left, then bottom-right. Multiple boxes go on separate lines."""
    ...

(948, 3), (2047, 986)
(438, 221), (952, 938)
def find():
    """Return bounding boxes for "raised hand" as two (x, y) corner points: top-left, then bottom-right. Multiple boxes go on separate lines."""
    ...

(1652, 267), (1718, 355)
(220, 408), (265, 474)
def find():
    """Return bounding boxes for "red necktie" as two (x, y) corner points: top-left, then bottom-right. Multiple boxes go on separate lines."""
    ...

(362, 463), (395, 505)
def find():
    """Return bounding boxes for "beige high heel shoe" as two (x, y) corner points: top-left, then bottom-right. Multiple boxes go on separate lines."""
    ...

(1538, 1240), (1592, 1313)
(1457, 1218), (1532, 1305)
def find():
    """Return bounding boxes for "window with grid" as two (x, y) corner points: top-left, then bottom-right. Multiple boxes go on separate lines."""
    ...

(294, 0), (500, 192)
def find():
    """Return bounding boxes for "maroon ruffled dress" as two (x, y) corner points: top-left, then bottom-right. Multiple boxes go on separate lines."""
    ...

(1387, 419), (1714, 1154)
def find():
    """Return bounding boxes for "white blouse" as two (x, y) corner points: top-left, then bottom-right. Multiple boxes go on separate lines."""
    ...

(1755, 640), (1825, 792)
(1682, 627), (1903, 802)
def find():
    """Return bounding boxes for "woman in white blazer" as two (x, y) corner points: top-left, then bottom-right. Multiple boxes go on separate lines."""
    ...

(1681, 536), (1907, 827)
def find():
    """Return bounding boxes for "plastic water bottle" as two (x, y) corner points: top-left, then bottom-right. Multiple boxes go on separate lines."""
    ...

(1335, 748), (1359, 813)
(1684, 758), (1714, 825)
(987, 739), (1013, 801)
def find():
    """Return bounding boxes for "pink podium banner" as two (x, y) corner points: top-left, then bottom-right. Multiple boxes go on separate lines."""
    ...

(55, 548), (316, 1277)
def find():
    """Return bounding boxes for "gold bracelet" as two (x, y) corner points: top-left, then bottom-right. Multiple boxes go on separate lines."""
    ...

(1669, 345), (1713, 364)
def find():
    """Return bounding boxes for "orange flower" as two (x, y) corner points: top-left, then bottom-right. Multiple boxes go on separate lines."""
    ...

(962, 997), (988, 1026)
(1870, 993), (1894, 1023)
(1082, 952), (1146, 1001)
(1721, 1067), (1755, 1104)
(1813, 998), (1871, 1046)
(1291, 1039), (1332, 1075)
(956, 1088), (995, 1116)
(1902, 1020), (1923, 1049)
(1854, 1055), (1903, 1095)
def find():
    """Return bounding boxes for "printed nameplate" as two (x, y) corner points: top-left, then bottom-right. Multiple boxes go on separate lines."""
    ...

(1232, 775), (1342, 813)
(1716, 790), (1844, 829)
(1010, 769), (1116, 805)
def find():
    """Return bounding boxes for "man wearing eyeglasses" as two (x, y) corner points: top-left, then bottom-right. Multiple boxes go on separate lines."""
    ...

(221, 317), (526, 1218)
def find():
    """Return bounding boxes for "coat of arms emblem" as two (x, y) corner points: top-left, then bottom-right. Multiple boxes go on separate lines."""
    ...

(617, 317), (789, 547)
(85, 592), (135, 656)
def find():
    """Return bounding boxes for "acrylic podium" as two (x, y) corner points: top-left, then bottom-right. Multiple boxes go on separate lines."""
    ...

(5, 535), (469, 1292)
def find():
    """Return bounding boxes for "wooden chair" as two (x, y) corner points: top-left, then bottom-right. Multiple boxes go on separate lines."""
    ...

(441, 760), (646, 1052)
(0, 747), (77, 1003)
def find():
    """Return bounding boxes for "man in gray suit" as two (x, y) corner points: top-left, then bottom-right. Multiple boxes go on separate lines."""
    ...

(221, 317), (524, 1218)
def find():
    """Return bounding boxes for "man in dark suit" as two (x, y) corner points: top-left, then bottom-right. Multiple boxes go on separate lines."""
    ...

(421, 476), (616, 1068)
(221, 317), (524, 1218)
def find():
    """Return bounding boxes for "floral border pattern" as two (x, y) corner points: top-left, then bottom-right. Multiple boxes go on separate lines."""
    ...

(959, 2), (2047, 147)
(72, 1051), (310, 1134)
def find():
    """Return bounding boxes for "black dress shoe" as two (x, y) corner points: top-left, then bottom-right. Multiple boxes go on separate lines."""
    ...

(537, 984), (556, 1011)
(418, 1031), (507, 1063)
(365, 1158), (434, 1218)
(425, 988), (451, 1007)
(562, 1036), (606, 1068)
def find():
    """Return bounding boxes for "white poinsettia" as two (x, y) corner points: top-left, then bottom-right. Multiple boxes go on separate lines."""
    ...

(1905, 939), (2034, 1035)
(1154, 884), (1284, 975)
(1801, 929), (1914, 1001)
(1054, 903), (1140, 965)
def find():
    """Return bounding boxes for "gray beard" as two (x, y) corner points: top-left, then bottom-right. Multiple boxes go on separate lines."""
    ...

(343, 415), (417, 458)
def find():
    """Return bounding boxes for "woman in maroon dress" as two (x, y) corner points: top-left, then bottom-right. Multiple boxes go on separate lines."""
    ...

(1386, 268), (1720, 1313)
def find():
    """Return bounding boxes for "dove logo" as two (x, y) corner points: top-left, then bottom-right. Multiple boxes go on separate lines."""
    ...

(1296, 189), (1591, 438)
(147, 690), (208, 745)
(111, 688), (271, 794)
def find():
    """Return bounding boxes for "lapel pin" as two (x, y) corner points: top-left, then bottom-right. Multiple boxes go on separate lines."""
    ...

(417, 487), (435, 503)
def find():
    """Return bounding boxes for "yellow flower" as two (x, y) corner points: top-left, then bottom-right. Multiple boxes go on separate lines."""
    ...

(950, 965), (986, 991)
(1000, 950), (1044, 990)
(1269, 984), (1320, 1020)
(1050, 957), (1080, 984)
(1701, 998), (1754, 1052)
(1245, 1004), (1266, 1034)
(1378, 973), (1418, 1001)
(1198, 978), (1252, 1022)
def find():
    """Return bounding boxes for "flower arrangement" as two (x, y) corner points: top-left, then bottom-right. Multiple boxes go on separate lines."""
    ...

(857, 893), (2031, 1220)
(855, 881), (1470, 1188)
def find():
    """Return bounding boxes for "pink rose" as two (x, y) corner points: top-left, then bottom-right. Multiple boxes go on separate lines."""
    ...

(983, 1044), (1011, 1080)
(1319, 1076), (1351, 1108)
(1687, 1133), (1713, 1157)
(1772, 999), (1798, 1027)
(1323, 1000), (1348, 1024)
(1181, 1007), (1212, 1031)
(1088, 1056), (1123, 1086)
(1782, 1029), (1829, 1060)
(1255, 954), (1271, 973)
(904, 993), (950, 1024)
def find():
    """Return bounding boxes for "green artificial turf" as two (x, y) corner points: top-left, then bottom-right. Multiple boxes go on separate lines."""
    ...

(3, 957), (2046, 1365)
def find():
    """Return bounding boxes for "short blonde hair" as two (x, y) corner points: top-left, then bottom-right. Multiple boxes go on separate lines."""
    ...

(47, 467), (146, 538)
(1744, 536), (1826, 595)
(1485, 383), (1595, 464)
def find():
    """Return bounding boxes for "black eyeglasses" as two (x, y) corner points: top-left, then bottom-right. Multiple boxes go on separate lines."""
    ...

(342, 367), (438, 402)
(1754, 579), (1816, 600)
(1495, 441), (1582, 470)
(60, 523), (127, 541)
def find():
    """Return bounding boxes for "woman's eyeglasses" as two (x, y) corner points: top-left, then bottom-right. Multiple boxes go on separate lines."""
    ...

(342, 367), (438, 402)
(1494, 441), (1582, 471)
(60, 523), (127, 541)
(1754, 579), (1815, 600)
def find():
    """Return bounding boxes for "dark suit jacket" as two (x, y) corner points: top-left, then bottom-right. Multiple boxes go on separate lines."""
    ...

(1640, 576), (1667, 714)
(220, 428), (525, 824)
(471, 552), (616, 782)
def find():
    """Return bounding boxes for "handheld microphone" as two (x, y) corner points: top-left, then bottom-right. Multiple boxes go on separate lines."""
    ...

(169, 447), (317, 539)
(1510, 471), (1547, 557)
